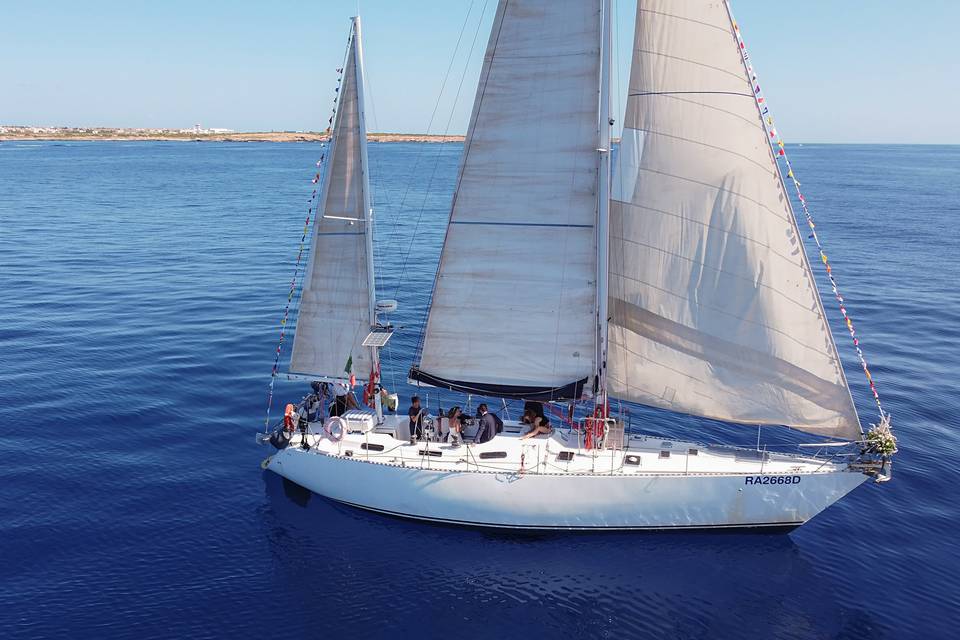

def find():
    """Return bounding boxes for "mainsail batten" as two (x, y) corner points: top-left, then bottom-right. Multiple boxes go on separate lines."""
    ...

(606, 0), (861, 439)
(288, 28), (373, 381)
(411, 0), (604, 398)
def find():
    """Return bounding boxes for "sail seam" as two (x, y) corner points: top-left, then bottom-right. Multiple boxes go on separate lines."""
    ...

(624, 95), (762, 129)
(630, 90), (753, 97)
(633, 126), (779, 174)
(636, 8), (730, 34)
(631, 166), (791, 222)
(451, 220), (593, 228)
(610, 273), (837, 358)
(613, 199), (798, 261)
(630, 51), (749, 84)
(489, 51), (598, 60)
(614, 236), (826, 314)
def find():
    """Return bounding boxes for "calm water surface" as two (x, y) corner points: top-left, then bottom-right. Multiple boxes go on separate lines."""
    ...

(1, 141), (958, 638)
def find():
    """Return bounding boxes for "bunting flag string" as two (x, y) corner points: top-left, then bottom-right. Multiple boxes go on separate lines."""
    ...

(263, 64), (346, 431)
(725, 1), (885, 422)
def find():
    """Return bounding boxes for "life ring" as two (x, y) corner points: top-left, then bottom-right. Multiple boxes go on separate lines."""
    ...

(324, 416), (345, 441)
(283, 403), (297, 432)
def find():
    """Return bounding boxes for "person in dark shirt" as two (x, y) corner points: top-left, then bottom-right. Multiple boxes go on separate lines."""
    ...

(520, 408), (552, 439)
(523, 401), (545, 421)
(304, 381), (326, 422)
(475, 403), (500, 444)
(408, 395), (424, 442)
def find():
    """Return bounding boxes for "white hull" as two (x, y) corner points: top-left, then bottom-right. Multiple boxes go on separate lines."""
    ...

(265, 418), (868, 531)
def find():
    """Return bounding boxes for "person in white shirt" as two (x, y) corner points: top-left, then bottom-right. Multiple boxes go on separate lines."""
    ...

(330, 381), (358, 417)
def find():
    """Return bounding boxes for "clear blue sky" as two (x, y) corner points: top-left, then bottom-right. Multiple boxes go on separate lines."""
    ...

(2, 1), (957, 143)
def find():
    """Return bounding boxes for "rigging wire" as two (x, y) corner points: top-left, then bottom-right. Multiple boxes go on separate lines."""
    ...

(356, 22), (394, 342)
(405, 1), (494, 370)
(389, 0), (491, 305)
(263, 32), (355, 430)
(359, 3), (483, 396)
(380, 0), (478, 253)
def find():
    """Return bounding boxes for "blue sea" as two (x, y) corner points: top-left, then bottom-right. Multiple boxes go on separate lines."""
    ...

(1, 140), (958, 639)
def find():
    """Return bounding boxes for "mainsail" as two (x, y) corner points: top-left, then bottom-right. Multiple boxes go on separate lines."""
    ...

(411, 0), (604, 399)
(289, 22), (373, 381)
(606, 0), (860, 439)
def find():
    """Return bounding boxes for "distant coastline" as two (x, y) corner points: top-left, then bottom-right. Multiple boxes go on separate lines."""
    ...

(0, 126), (464, 143)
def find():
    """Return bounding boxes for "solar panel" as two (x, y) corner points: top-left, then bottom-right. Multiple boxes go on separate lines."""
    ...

(362, 328), (394, 348)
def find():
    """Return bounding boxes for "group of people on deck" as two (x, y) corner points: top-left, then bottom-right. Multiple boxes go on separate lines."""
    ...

(299, 381), (554, 443)
(406, 396), (553, 444)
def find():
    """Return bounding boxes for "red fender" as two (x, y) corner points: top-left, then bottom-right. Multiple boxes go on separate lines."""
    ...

(363, 365), (380, 408)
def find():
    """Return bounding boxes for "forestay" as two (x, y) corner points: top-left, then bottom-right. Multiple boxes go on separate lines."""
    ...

(411, 0), (603, 399)
(289, 30), (373, 381)
(606, 0), (860, 439)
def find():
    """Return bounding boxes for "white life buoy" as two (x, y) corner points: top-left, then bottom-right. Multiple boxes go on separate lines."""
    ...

(324, 416), (344, 442)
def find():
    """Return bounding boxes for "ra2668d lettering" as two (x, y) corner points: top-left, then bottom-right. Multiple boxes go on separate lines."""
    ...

(744, 475), (802, 485)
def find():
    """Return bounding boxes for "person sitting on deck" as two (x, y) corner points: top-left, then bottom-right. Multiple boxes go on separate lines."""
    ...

(408, 395), (424, 442)
(475, 403), (501, 444)
(520, 408), (552, 439)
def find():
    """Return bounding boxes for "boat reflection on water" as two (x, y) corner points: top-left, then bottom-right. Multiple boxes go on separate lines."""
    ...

(260, 472), (885, 638)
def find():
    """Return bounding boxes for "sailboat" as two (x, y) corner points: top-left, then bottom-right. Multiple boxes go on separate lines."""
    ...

(261, 3), (896, 531)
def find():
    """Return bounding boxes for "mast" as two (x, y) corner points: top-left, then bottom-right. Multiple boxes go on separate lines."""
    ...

(352, 15), (383, 424)
(596, 0), (612, 414)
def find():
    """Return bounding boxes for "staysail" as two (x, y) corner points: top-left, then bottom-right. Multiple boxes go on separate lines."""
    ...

(289, 21), (373, 381)
(606, 0), (860, 439)
(410, 0), (603, 400)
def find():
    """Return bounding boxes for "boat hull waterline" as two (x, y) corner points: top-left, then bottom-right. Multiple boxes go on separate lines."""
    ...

(265, 427), (867, 531)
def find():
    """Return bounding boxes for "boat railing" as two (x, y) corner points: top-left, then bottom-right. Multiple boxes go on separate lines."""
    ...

(284, 423), (863, 477)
